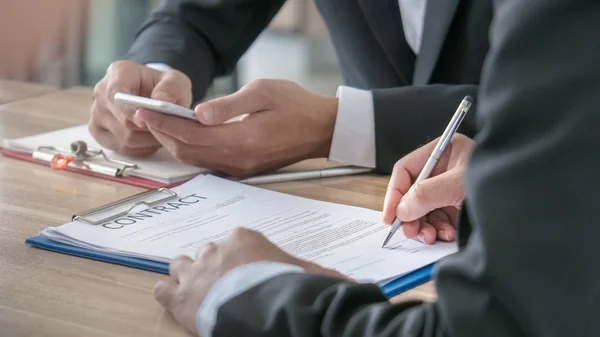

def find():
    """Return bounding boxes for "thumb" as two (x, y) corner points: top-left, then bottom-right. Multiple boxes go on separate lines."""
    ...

(195, 87), (269, 126)
(151, 70), (192, 107)
(396, 169), (464, 222)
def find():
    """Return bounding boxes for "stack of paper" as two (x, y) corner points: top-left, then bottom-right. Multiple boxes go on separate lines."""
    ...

(32, 175), (457, 287)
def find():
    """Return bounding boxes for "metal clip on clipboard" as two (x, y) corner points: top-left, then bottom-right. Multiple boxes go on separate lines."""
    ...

(32, 141), (138, 177)
(73, 187), (178, 225)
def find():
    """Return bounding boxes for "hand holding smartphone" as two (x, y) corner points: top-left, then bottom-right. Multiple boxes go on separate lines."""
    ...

(114, 92), (198, 122)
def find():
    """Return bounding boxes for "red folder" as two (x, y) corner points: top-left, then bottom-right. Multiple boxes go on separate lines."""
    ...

(1, 148), (185, 189)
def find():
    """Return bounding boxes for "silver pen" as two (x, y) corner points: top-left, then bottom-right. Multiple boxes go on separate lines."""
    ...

(381, 96), (473, 248)
(238, 166), (372, 185)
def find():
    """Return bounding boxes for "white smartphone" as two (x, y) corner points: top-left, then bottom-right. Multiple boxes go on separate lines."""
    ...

(114, 92), (197, 121)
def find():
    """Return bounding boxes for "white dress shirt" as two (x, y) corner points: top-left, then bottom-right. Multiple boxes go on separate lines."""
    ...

(187, 2), (429, 336)
(331, 0), (427, 168)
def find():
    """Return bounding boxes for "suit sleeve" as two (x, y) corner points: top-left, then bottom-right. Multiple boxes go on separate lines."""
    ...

(372, 85), (479, 173)
(212, 273), (442, 337)
(205, 0), (600, 336)
(124, 0), (285, 103)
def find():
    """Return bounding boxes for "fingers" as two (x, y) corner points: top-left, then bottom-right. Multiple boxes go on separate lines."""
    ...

(152, 70), (193, 108)
(196, 242), (218, 260)
(384, 166), (431, 225)
(104, 61), (143, 97)
(402, 219), (437, 244)
(146, 123), (258, 176)
(383, 135), (467, 225)
(89, 61), (178, 157)
(168, 255), (193, 284)
(396, 168), (464, 222)
(382, 166), (410, 224)
(137, 108), (236, 146)
(154, 279), (178, 310)
(417, 220), (437, 244)
(98, 107), (159, 148)
(147, 127), (212, 166)
(104, 61), (147, 123)
(427, 210), (456, 242)
(88, 123), (145, 157)
(383, 138), (448, 224)
(97, 60), (193, 129)
(148, 127), (190, 160)
(400, 219), (421, 239)
(195, 79), (272, 125)
(89, 99), (161, 156)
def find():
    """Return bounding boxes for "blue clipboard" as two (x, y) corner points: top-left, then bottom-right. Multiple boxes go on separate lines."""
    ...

(25, 235), (435, 298)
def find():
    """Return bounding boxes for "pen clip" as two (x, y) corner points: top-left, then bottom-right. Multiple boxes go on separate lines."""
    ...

(72, 188), (178, 225)
(33, 142), (138, 177)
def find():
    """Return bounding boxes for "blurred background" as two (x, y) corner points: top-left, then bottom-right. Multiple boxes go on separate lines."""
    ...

(0, 0), (343, 98)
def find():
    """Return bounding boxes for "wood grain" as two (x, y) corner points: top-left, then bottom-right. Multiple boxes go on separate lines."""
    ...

(0, 80), (57, 105)
(0, 86), (436, 337)
(0, 86), (91, 140)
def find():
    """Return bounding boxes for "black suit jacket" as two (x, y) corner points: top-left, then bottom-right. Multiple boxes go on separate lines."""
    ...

(125, 0), (492, 173)
(192, 0), (600, 336)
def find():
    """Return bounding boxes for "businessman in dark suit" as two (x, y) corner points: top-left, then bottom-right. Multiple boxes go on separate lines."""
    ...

(152, 0), (600, 336)
(90, 0), (492, 177)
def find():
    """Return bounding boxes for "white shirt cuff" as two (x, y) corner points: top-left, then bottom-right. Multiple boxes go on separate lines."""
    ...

(145, 63), (173, 72)
(196, 262), (305, 337)
(329, 86), (376, 168)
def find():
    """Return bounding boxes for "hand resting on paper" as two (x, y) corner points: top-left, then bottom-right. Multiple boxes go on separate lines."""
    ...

(154, 228), (350, 336)
(382, 134), (474, 244)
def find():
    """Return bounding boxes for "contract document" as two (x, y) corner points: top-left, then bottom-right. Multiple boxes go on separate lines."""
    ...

(33, 175), (457, 286)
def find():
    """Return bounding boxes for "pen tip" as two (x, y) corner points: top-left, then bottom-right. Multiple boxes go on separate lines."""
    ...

(381, 233), (392, 248)
(464, 95), (473, 103)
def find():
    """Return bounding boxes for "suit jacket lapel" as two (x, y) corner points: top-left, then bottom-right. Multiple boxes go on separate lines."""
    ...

(413, 0), (461, 85)
(357, 0), (415, 85)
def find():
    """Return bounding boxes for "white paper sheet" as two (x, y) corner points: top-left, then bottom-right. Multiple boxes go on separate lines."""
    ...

(41, 175), (457, 283)
(3, 124), (207, 183)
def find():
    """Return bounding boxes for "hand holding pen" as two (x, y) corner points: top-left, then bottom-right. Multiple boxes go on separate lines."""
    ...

(382, 97), (474, 247)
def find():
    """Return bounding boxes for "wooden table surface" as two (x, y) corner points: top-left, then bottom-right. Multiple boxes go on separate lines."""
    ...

(0, 79), (57, 105)
(0, 87), (436, 337)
